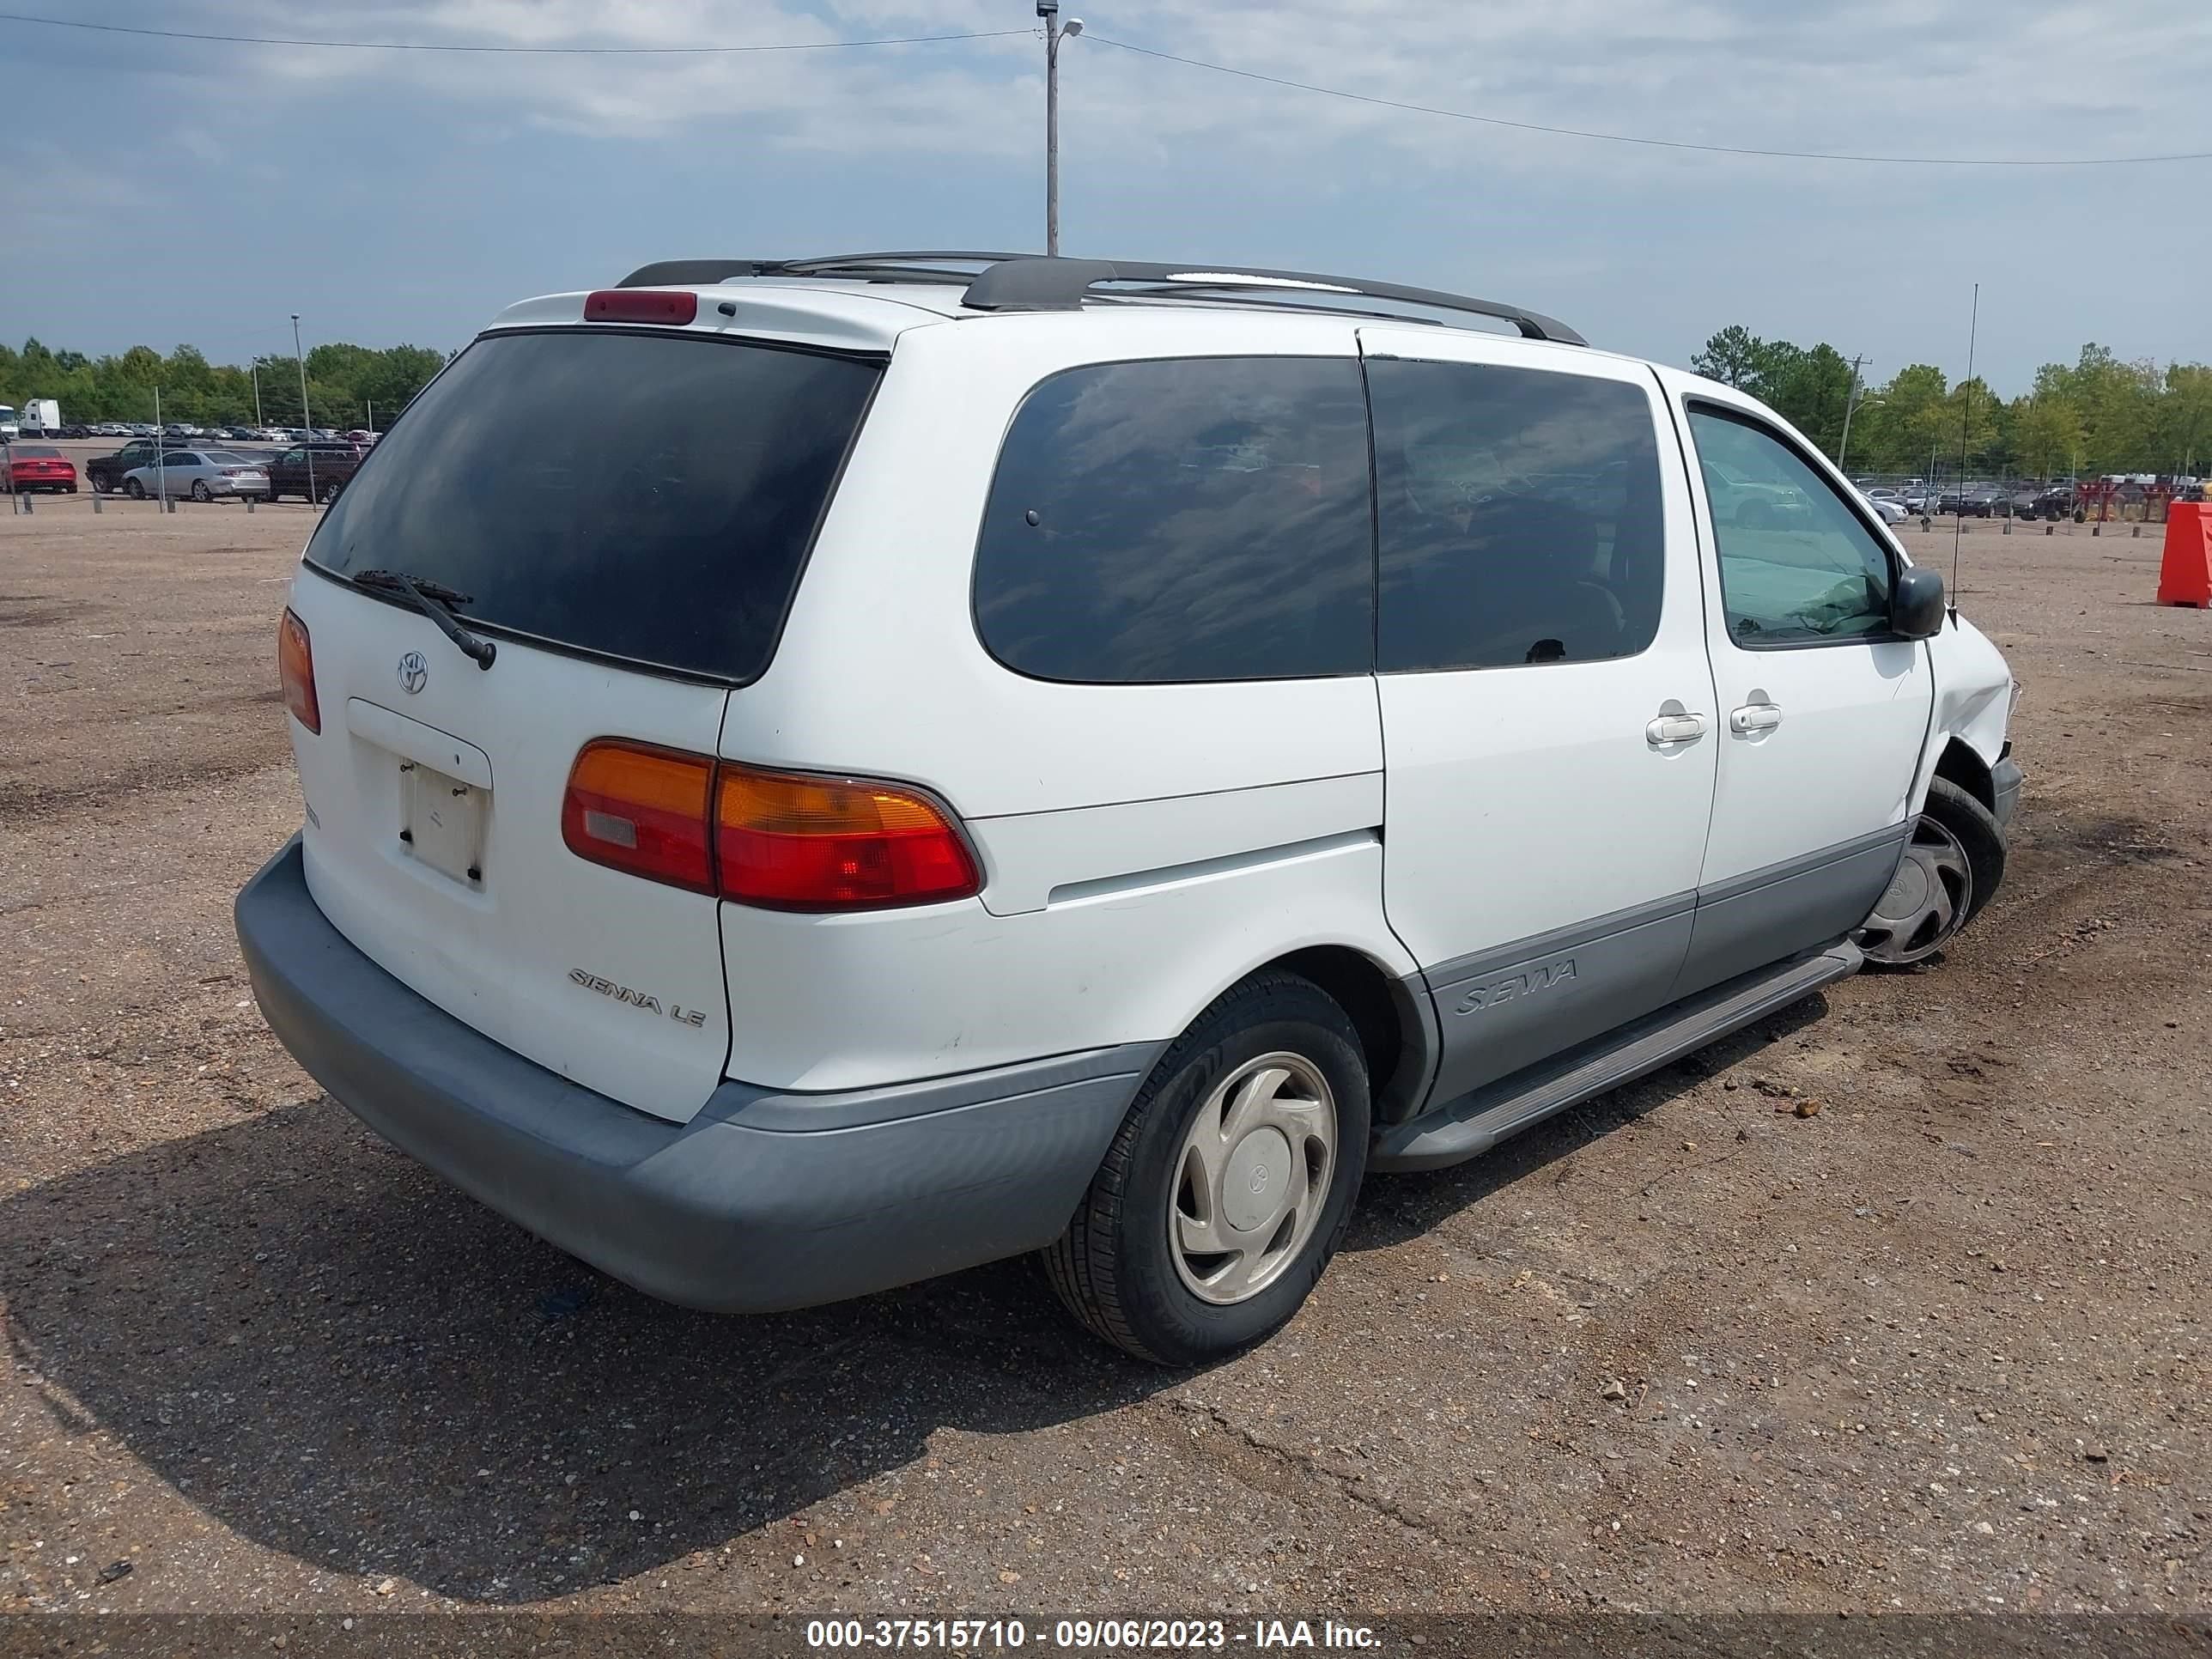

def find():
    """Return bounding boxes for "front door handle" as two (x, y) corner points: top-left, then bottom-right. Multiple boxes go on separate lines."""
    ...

(1646, 712), (1708, 746)
(1729, 702), (1784, 734)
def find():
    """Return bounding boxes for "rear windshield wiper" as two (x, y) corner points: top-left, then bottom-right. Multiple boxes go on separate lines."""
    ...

(351, 568), (497, 671)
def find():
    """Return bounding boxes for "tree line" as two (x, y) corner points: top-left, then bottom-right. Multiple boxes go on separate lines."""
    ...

(1691, 328), (2212, 481)
(0, 338), (449, 433)
(11, 326), (2208, 479)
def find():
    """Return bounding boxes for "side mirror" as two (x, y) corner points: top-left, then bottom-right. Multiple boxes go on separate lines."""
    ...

(1891, 564), (1945, 639)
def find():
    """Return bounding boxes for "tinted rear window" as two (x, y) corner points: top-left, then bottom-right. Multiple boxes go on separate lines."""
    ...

(1368, 360), (1664, 672)
(306, 329), (880, 681)
(973, 357), (1373, 683)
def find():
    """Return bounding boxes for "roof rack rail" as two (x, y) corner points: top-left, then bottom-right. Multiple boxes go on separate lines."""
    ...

(961, 258), (1586, 346)
(615, 252), (1585, 347)
(617, 252), (1031, 289)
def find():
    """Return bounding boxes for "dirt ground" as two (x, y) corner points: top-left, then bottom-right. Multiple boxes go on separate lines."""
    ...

(1, 494), (2206, 1625)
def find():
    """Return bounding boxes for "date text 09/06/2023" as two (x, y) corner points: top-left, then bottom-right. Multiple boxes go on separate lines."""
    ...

(805, 1618), (1382, 1650)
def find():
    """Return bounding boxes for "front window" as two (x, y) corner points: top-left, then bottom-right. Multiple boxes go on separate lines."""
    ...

(1687, 408), (1895, 646)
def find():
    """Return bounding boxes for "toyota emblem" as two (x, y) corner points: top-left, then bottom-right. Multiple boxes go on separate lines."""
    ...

(397, 651), (428, 695)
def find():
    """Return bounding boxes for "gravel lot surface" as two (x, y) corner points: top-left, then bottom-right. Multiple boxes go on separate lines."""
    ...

(2, 496), (2206, 1623)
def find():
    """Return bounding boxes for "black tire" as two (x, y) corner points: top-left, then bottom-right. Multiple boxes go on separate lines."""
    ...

(125, 477), (145, 499)
(1927, 776), (2005, 926)
(1861, 777), (2006, 969)
(1043, 972), (1370, 1366)
(319, 477), (343, 504)
(265, 486), (283, 502)
(92, 476), (109, 495)
(191, 480), (212, 503)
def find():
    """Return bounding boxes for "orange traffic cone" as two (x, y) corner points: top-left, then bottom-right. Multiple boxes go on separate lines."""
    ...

(2157, 501), (2212, 607)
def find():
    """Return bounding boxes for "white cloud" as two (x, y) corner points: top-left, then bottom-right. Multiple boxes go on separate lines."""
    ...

(152, 0), (2212, 174)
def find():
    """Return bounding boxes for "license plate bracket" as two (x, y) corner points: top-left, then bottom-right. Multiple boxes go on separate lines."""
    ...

(401, 761), (485, 885)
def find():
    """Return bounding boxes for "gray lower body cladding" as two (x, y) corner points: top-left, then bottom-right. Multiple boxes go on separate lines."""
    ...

(234, 838), (1158, 1315)
(1389, 824), (1909, 1170)
(1375, 943), (1863, 1172)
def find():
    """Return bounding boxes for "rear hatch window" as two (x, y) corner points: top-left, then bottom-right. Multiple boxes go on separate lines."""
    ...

(304, 327), (881, 681)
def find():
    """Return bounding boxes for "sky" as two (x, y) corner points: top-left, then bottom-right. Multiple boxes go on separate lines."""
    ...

(4, 0), (2210, 394)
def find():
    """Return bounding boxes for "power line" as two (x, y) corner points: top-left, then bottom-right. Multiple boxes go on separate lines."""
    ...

(1082, 33), (2212, 168)
(10, 8), (2206, 169)
(0, 11), (1032, 54)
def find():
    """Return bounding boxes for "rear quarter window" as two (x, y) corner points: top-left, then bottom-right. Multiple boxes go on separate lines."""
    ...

(972, 357), (1374, 684)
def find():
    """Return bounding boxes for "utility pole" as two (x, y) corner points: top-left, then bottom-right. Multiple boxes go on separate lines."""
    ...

(1037, 1), (1082, 255)
(1836, 354), (1866, 472)
(293, 313), (318, 504)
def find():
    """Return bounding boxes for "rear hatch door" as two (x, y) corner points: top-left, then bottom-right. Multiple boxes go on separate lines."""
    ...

(284, 323), (882, 1122)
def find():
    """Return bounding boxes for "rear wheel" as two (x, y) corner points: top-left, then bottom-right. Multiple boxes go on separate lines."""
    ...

(191, 480), (213, 503)
(1044, 973), (1370, 1365)
(1858, 777), (2005, 967)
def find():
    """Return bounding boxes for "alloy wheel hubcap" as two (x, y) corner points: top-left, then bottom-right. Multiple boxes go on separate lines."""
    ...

(1170, 1052), (1337, 1306)
(1858, 813), (1973, 964)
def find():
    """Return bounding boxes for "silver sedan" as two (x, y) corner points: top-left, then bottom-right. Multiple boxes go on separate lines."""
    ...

(120, 450), (271, 502)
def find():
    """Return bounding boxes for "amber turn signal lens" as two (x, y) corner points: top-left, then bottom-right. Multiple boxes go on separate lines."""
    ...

(278, 608), (320, 734)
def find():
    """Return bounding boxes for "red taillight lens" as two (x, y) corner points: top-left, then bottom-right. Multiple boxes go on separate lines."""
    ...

(278, 608), (319, 734)
(583, 289), (698, 325)
(716, 764), (981, 911)
(559, 743), (982, 910)
(562, 740), (717, 894)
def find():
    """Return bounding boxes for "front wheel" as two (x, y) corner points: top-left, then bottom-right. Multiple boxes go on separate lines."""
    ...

(125, 477), (145, 499)
(1857, 777), (2006, 967)
(1043, 973), (1370, 1365)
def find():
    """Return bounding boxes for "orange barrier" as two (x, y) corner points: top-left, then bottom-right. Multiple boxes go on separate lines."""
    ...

(2157, 501), (2211, 607)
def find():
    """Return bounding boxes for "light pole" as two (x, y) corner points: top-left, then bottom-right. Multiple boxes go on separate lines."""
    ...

(1038, 1), (1082, 255)
(292, 313), (318, 504)
(252, 362), (263, 429)
(1836, 354), (1866, 471)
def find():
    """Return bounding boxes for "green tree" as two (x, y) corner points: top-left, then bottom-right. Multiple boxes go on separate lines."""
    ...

(2012, 395), (2085, 480)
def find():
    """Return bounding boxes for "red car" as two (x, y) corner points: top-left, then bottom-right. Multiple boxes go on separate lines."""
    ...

(3, 444), (80, 494)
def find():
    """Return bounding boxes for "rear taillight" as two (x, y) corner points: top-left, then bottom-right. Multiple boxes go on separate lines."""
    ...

(559, 743), (981, 910)
(278, 608), (319, 733)
(715, 763), (981, 911)
(583, 289), (698, 325)
(561, 740), (717, 894)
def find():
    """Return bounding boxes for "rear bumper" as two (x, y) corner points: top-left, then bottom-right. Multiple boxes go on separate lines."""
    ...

(1992, 756), (2023, 828)
(234, 837), (1157, 1313)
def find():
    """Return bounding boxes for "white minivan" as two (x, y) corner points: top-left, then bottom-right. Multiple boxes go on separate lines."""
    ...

(237, 254), (2021, 1364)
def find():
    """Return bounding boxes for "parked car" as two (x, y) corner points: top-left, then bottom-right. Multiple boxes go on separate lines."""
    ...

(1937, 487), (2006, 518)
(255, 427), (290, 443)
(1698, 457), (1809, 527)
(1856, 489), (1909, 525)
(262, 441), (367, 502)
(59, 422), (93, 440)
(87, 437), (172, 493)
(120, 449), (270, 501)
(234, 253), (2021, 1364)
(1, 443), (79, 494)
(2018, 485), (2075, 521)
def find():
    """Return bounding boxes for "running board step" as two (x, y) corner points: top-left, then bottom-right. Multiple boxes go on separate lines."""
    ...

(1370, 943), (1863, 1173)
